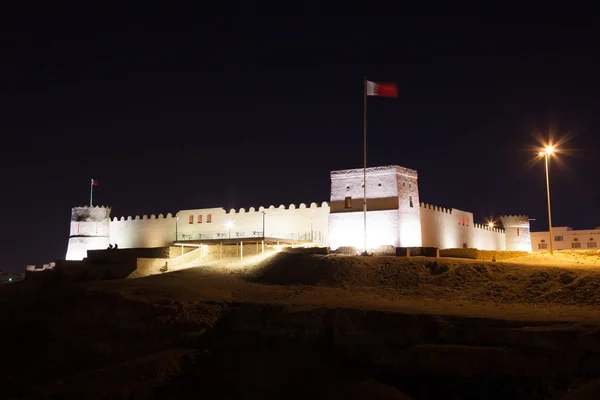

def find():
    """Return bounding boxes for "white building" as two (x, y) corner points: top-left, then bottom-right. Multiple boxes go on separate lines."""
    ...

(531, 226), (600, 251)
(65, 164), (532, 261)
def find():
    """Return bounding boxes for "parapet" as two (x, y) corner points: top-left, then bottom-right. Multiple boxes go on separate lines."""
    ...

(225, 202), (329, 214)
(331, 165), (418, 179)
(419, 203), (452, 214)
(71, 205), (112, 222)
(473, 223), (504, 233)
(499, 215), (530, 228)
(112, 212), (175, 222)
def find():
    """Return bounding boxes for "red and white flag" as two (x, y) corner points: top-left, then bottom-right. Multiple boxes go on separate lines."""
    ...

(366, 81), (398, 97)
(91, 179), (99, 186)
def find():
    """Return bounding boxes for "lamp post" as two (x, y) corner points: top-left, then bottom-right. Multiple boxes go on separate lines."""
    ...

(539, 145), (556, 255)
(225, 220), (234, 239)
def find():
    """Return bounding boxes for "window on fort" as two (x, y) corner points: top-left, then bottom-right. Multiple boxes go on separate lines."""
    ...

(574, 238), (579, 241)
(572, 242), (582, 249)
(517, 228), (520, 236)
(466, 218), (469, 226)
(189, 215), (194, 224)
(409, 196), (413, 207)
(198, 215), (202, 223)
(207, 214), (212, 223)
(409, 183), (412, 188)
(345, 197), (352, 209)
(538, 243), (548, 249)
(96, 223), (98, 233)
(458, 216), (461, 225)
(555, 236), (564, 241)
(403, 182), (405, 187)
(541, 239), (546, 243)
(378, 183), (381, 187)
(588, 241), (597, 248)
(77, 223), (80, 234)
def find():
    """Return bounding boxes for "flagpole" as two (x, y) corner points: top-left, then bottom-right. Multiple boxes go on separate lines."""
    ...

(363, 77), (367, 255)
(90, 179), (94, 206)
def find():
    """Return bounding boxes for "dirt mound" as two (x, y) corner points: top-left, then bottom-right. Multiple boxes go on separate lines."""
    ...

(248, 253), (423, 290)
(248, 253), (600, 307)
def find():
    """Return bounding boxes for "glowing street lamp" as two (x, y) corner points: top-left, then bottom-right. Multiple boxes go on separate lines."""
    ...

(538, 145), (556, 255)
(488, 221), (494, 228)
(225, 220), (234, 238)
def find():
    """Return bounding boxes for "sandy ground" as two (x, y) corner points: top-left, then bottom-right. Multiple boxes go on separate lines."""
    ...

(4, 250), (600, 399)
(87, 250), (600, 326)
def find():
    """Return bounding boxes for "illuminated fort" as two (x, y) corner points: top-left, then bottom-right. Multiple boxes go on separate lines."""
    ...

(65, 165), (532, 261)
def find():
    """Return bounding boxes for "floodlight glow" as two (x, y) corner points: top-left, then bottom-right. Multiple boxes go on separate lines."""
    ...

(545, 145), (555, 155)
(488, 222), (494, 228)
(225, 220), (234, 228)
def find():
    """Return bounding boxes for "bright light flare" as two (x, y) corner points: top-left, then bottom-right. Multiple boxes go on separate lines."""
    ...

(225, 220), (234, 228)
(488, 221), (494, 228)
(538, 144), (556, 157)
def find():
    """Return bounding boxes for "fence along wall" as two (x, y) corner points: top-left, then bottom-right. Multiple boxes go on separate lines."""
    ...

(419, 203), (505, 250)
(176, 202), (330, 244)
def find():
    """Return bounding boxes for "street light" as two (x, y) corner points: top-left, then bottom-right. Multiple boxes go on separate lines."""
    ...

(538, 145), (556, 255)
(488, 221), (494, 228)
(225, 220), (234, 238)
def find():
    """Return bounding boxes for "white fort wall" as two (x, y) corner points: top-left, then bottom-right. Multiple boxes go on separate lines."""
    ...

(329, 210), (399, 250)
(419, 203), (506, 250)
(110, 213), (176, 249)
(176, 202), (330, 244)
(66, 206), (112, 260)
(328, 166), (422, 249)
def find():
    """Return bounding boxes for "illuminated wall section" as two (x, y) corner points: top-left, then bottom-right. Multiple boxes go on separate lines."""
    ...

(109, 213), (176, 249)
(396, 167), (422, 247)
(499, 215), (532, 251)
(420, 203), (505, 250)
(329, 210), (399, 250)
(175, 202), (329, 245)
(65, 206), (111, 260)
(328, 165), (421, 250)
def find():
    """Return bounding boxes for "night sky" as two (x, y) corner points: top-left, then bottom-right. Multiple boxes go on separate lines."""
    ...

(2, 5), (599, 272)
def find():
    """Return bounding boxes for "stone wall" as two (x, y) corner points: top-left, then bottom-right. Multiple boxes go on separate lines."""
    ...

(328, 165), (422, 248)
(420, 203), (505, 250)
(176, 202), (329, 245)
(110, 213), (176, 249)
(66, 206), (112, 260)
(500, 215), (532, 252)
(328, 209), (399, 250)
(439, 248), (529, 261)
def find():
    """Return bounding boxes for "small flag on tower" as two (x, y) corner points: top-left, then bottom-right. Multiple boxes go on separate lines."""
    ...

(366, 81), (398, 97)
(91, 179), (99, 186)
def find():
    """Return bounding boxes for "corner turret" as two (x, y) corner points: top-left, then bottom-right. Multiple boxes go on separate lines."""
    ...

(65, 206), (111, 260)
(499, 215), (532, 252)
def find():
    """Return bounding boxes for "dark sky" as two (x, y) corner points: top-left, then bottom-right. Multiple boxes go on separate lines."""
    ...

(1, 5), (599, 272)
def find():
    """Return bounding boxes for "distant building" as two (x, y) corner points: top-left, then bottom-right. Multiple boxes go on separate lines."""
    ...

(531, 227), (600, 251)
(64, 164), (532, 261)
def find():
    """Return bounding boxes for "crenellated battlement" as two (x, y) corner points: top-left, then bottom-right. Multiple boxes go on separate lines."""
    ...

(473, 223), (504, 233)
(71, 205), (111, 222)
(112, 212), (175, 222)
(499, 215), (530, 228)
(227, 201), (329, 214)
(419, 202), (453, 214)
